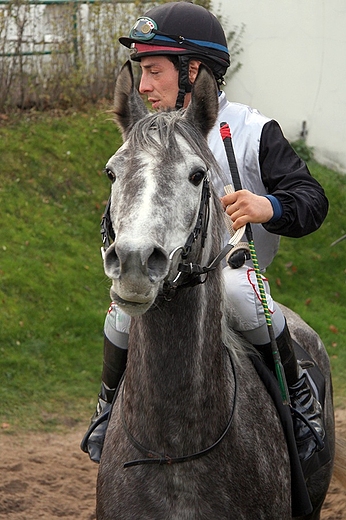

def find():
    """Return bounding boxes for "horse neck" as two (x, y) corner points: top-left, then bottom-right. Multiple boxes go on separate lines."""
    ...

(123, 263), (234, 454)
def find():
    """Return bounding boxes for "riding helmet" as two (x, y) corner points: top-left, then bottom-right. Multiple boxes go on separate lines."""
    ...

(119, 1), (230, 108)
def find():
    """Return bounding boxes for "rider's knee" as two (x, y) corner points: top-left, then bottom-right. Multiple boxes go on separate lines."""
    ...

(222, 265), (285, 341)
(104, 302), (131, 348)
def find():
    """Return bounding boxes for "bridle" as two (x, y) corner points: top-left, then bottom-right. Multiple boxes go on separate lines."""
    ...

(100, 173), (243, 301)
(160, 174), (214, 300)
(100, 195), (115, 251)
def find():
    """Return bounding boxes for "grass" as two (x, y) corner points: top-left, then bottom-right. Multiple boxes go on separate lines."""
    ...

(0, 107), (345, 434)
(0, 104), (121, 432)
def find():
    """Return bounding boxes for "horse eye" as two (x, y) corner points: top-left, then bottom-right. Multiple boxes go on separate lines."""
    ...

(189, 170), (205, 186)
(104, 167), (116, 183)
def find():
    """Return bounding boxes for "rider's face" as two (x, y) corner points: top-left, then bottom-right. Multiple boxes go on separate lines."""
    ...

(139, 56), (180, 110)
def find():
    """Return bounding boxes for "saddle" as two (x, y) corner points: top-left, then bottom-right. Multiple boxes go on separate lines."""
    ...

(250, 340), (332, 518)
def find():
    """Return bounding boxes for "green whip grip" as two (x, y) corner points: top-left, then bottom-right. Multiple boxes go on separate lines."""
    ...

(249, 240), (290, 404)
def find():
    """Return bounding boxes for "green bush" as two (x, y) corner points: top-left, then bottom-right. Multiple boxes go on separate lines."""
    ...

(291, 139), (314, 162)
(0, 0), (244, 112)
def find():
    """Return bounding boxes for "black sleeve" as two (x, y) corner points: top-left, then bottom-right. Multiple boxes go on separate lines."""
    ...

(259, 120), (329, 238)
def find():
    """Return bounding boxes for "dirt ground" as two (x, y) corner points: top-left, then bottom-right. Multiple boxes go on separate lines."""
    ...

(1, 410), (345, 520)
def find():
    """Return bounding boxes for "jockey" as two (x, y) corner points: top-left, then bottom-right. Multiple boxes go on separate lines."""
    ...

(81, 1), (328, 465)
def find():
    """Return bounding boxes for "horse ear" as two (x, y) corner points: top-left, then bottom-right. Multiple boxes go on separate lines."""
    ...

(184, 64), (219, 138)
(113, 60), (149, 140)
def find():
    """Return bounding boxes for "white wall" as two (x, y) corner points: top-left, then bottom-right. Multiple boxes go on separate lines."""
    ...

(217, 0), (346, 173)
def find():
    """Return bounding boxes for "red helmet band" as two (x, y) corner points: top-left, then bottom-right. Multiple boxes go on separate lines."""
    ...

(134, 43), (187, 54)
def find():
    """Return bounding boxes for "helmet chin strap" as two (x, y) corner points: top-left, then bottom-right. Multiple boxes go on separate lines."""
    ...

(175, 55), (192, 109)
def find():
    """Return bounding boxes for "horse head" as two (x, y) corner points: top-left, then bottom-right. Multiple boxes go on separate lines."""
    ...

(103, 61), (220, 316)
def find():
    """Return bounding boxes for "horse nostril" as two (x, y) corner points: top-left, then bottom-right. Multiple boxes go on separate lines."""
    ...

(147, 247), (169, 282)
(104, 243), (120, 277)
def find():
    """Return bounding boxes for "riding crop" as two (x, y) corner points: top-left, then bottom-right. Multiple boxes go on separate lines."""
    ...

(220, 122), (290, 405)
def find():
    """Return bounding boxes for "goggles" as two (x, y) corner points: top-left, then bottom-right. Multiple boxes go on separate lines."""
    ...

(129, 17), (158, 41)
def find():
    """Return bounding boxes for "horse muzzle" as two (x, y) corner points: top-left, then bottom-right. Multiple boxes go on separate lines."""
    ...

(103, 240), (170, 315)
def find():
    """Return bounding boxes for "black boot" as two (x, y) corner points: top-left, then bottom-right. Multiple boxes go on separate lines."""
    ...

(289, 366), (325, 461)
(80, 381), (116, 463)
(256, 323), (325, 462)
(80, 335), (127, 463)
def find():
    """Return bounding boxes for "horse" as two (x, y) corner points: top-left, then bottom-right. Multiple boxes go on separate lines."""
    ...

(96, 61), (335, 519)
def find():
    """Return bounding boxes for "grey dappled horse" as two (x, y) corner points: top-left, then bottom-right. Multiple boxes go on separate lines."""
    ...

(96, 62), (335, 519)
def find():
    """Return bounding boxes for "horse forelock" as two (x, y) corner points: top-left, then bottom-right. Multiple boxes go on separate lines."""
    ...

(127, 110), (217, 169)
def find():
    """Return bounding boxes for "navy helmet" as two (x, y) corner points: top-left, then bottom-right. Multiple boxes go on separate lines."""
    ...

(119, 1), (230, 108)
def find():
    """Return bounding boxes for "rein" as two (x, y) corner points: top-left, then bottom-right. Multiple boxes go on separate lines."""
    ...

(121, 345), (237, 468)
(100, 179), (239, 468)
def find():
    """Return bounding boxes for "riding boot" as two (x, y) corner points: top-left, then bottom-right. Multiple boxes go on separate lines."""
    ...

(255, 322), (325, 462)
(80, 335), (128, 463)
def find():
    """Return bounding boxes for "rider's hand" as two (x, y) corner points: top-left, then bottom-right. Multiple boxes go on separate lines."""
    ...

(220, 190), (274, 231)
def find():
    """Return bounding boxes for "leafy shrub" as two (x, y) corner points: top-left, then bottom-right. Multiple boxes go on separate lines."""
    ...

(291, 139), (314, 162)
(0, 0), (243, 112)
